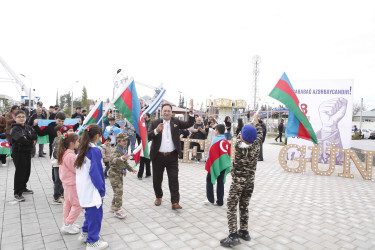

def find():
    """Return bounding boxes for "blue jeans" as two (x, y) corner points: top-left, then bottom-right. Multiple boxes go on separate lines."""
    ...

(127, 134), (136, 153)
(224, 132), (232, 140)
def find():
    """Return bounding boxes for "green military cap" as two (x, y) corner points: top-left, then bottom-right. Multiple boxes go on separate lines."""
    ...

(116, 132), (128, 141)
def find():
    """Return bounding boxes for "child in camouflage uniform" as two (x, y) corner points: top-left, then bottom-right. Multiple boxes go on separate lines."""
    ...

(220, 113), (263, 247)
(109, 132), (136, 219)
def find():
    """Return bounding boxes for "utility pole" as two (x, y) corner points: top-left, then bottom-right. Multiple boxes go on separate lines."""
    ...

(252, 55), (261, 111)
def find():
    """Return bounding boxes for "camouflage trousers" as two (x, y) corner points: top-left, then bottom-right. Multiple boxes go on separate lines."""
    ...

(227, 175), (255, 234)
(109, 169), (123, 211)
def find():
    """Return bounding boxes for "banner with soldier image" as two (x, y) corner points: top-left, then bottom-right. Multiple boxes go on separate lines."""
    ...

(286, 79), (354, 166)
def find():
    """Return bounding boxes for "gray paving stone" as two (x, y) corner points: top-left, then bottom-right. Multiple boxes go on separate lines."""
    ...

(1, 139), (375, 249)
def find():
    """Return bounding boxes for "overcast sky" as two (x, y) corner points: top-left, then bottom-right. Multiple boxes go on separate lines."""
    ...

(1, 0), (375, 110)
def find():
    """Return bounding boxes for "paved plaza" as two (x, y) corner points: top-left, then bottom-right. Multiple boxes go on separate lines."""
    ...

(1, 138), (375, 250)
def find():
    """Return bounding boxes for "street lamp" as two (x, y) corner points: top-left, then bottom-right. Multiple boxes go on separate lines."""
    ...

(112, 69), (122, 100)
(20, 74), (32, 111)
(71, 81), (79, 116)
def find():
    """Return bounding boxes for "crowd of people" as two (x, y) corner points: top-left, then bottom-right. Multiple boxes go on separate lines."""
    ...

(1, 99), (269, 249)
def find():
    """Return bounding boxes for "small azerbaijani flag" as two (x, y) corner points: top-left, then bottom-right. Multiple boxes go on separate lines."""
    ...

(82, 101), (103, 127)
(0, 139), (12, 156)
(113, 77), (149, 159)
(37, 119), (55, 144)
(269, 73), (318, 144)
(132, 144), (142, 168)
(205, 135), (232, 185)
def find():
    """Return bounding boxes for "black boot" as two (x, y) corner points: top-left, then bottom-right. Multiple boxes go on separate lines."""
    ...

(238, 230), (251, 241)
(220, 233), (241, 247)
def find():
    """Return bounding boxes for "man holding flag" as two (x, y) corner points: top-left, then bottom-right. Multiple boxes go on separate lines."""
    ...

(148, 100), (195, 210)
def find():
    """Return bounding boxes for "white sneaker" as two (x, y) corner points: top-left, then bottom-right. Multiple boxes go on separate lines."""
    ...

(86, 239), (108, 250)
(61, 224), (80, 234)
(2, 163), (6, 167)
(113, 210), (127, 219)
(78, 231), (88, 242)
(73, 223), (81, 229)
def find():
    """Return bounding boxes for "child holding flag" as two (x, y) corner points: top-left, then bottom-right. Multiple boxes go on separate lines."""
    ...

(220, 113), (263, 247)
(74, 124), (108, 249)
(51, 125), (64, 205)
(109, 132), (136, 219)
(204, 124), (232, 206)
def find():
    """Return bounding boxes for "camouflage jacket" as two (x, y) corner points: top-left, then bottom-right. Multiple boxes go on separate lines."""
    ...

(232, 123), (263, 177)
(109, 145), (132, 173)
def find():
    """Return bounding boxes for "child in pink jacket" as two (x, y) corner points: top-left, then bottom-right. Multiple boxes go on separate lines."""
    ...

(57, 130), (81, 234)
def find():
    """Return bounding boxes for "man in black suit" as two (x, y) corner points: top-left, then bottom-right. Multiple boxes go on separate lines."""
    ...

(148, 100), (195, 210)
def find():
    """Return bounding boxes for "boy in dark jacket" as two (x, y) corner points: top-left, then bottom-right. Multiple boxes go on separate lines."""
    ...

(220, 113), (263, 247)
(11, 110), (38, 202)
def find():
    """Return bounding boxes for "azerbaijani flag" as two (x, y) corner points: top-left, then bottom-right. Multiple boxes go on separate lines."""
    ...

(132, 144), (142, 168)
(269, 73), (318, 144)
(113, 77), (149, 159)
(205, 135), (232, 185)
(37, 119), (54, 144)
(0, 139), (12, 156)
(38, 119), (55, 130)
(82, 101), (103, 126)
(64, 118), (79, 126)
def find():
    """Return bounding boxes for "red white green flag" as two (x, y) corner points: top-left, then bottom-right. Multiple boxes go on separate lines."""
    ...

(0, 139), (12, 156)
(113, 77), (149, 159)
(269, 73), (318, 144)
(205, 136), (232, 185)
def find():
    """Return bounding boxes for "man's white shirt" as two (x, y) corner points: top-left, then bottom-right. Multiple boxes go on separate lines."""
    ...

(155, 119), (176, 153)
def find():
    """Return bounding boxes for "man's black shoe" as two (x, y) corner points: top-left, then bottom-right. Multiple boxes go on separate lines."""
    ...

(220, 234), (241, 247)
(43, 152), (46, 155)
(39, 155), (45, 157)
(238, 230), (251, 241)
(14, 194), (25, 202)
(23, 188), (34, 194)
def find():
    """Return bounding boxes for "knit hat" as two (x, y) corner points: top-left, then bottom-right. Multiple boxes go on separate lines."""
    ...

(116, 132), (128, 141)
(241, 125), (257, 143)
(60, 125), (74, 134)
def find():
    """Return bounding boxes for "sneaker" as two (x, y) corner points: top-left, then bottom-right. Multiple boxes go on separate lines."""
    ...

(2, 163), (6, 167)
(78, 231), (88, 242)
(138, 177), (142, 180)
(23, 188), (34, 194)
(113, 210), (127, 219)
(220, 234), (241, 247)
(61, 224), (80, 234)
(51, 197), (64, 205)
(73, 223), (81, 229)
(86, 239), (108, 250)
(43, 152), (47, 155)
(238, 230), (251, 241)
(14, 194), (25, 202)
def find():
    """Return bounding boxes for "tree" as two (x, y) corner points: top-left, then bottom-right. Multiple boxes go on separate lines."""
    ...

(352, 101), (368, 119)
(81, 86), (88, 110)
(59, 91), (72, 116)
(73, 97), (82, 109)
